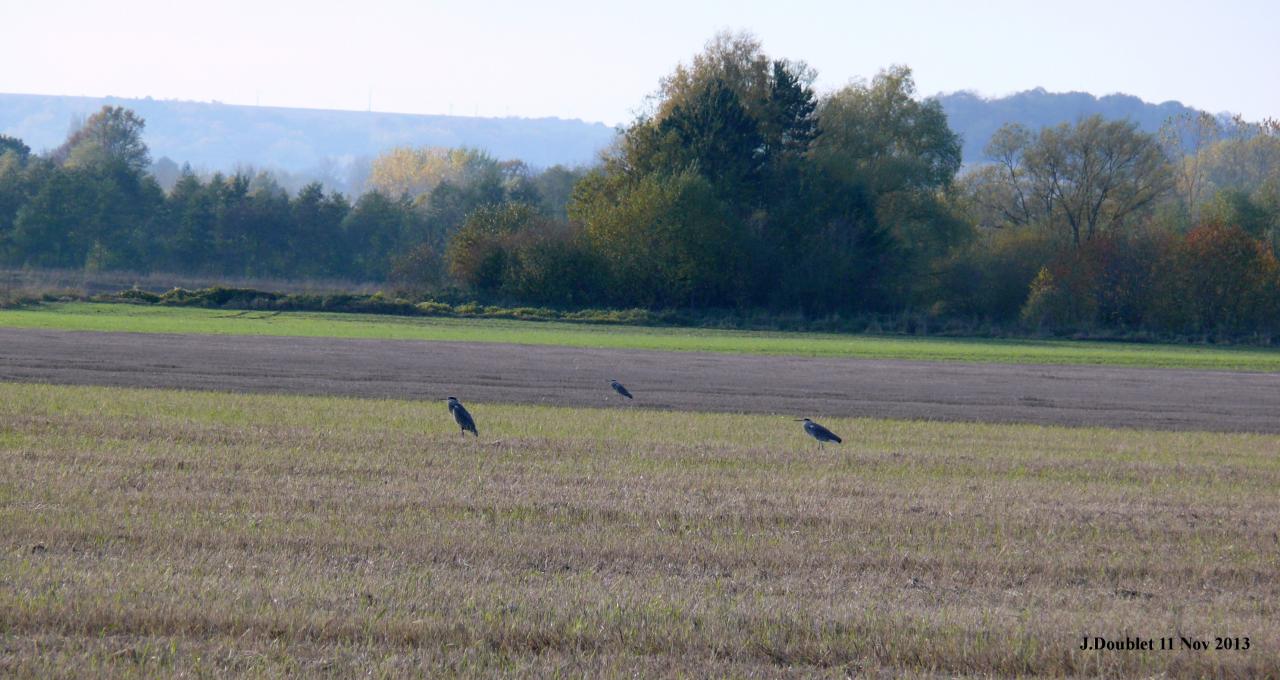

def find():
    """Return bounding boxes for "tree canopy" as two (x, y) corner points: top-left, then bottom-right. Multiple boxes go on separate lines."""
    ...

(3, 34), (1280, 339)
(975, 116), (1172, 246)
(53, 106), (151, 173)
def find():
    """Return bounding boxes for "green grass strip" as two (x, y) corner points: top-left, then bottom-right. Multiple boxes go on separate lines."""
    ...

(3, 301), (1280, 371)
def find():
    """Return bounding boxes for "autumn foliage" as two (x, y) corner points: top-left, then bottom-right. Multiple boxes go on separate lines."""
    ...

(1020, 223), (1280, 336)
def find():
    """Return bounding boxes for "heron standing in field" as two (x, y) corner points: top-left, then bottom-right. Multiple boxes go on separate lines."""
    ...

(609, 379), (634, 400)
(796, 418), (841, 447)
(445, 396), (478, 437)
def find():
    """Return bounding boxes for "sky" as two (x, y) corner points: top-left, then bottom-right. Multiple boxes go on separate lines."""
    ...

(4, 0), (1277, 126)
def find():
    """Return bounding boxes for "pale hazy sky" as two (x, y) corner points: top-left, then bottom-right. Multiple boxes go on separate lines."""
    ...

(4, 0), (1277, 125)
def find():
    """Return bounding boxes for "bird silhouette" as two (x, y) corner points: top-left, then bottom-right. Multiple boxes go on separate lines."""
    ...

(445, 396), (478, 436)
(796, 418), (841, 447)
(609, 379), (634, 400)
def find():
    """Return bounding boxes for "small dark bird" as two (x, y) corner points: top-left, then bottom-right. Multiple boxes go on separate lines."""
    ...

(796, 418), (842, 446)
(609, 379), (633, 400)
(445, 396), (478, 436)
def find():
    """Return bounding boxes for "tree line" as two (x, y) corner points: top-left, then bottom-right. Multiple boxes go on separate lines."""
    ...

(2, 32), (1279, 338)
(0, 108), (583, 284)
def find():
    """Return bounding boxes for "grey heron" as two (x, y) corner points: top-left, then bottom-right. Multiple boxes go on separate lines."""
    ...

(445, 396), (478, 436)
(796, 418), (841, 446)
(609, 379), (633, 400)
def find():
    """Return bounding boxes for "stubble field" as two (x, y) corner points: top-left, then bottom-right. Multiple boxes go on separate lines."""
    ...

(2, 383), (1277, 677)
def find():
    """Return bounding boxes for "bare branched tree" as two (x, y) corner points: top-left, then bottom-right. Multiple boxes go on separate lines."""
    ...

(971, 116), (1172, 246)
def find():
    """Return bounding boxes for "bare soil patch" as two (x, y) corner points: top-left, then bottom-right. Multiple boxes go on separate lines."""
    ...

(1, 327), (1277, 432)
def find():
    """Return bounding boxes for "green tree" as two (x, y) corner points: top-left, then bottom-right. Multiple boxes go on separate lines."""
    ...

(156, 170), (217, 272)
(340, 191), (420, 279)
(420, 180), (473, 249)
(289, 182), (350, 278)
(4, 108), (162, 270)
(811, 66), (961, 195)
(9, 168), (93, 267)
(613, 35), (816, 200)
(446, 203), (543, 294)
(388, 242), (446, 295)
(761, 60), (818, 167)
(810, 66), (966, 302)
(207, 173), (252, 273)
(0, 137), (38, 259)
(573, 169), (742, 307)
(241, 173), (293, 275)
(9, 161), (161, 270)
(1201, 188), (1279, 248)
(773, 168), (895, 312)
(655, 31), (774, 126)
(53, 106), (151, 173)
(657, 77), (764, 196)
(501, 222), (606, 306)
(531, 165), (589, 219)
(443, 202), (606, 305)
(1194, 128), (1280, 249)
(0, 134), (31, 161)
(933, 227), (1055, 321)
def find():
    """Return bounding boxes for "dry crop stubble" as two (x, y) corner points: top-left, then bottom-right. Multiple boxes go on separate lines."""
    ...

(1, 383), (1278, 677)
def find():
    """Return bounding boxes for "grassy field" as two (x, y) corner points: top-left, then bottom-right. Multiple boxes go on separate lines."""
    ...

(5, 301), (1280, 371)
(2, 382), (1277, 677)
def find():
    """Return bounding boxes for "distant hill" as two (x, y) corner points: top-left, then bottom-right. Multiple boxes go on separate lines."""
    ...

(934, 88), (1206, 163)
(0, 92), (618, 179)
(1, 89), (1218, 184)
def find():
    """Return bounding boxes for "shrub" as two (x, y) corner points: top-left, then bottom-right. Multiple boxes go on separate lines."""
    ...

(934, 228), (1055, 321)
(414, 300), (454, 316)
(1172, 222), (1280, 335)
(388, 243), (446, 297)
